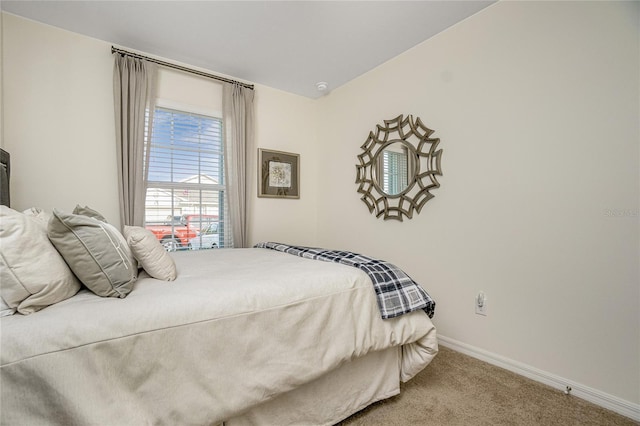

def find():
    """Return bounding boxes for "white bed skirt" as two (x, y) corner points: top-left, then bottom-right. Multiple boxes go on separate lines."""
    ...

(226, 346), (402, 426)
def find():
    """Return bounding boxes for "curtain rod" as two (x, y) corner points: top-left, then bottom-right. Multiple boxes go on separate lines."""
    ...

(111, 46), (254, 90)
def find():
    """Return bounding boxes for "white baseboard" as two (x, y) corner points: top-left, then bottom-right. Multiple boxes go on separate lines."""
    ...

(437, 335), (640, 422)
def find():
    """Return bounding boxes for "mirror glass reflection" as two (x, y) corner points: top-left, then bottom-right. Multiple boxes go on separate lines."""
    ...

(355, 114), (442, 221)
(375, 141), (415, 196)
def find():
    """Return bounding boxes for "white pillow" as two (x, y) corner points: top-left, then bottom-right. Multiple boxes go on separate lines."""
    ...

(0, 206), (81, 314)
(48, 209), (137, 298)
(22, 207), (52, 228)
(123, 226), (177, 281)
(1, 296), (16, 317)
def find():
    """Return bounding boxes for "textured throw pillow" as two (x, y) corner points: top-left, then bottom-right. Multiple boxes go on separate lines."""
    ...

(48, 209), (137, 298)
(0, 206), (81, 314)
(123, 226), (177, 281)
(72, 204), (108, 222)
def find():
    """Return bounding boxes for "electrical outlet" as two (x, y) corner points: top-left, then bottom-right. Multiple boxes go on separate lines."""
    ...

(475, 292), (487, 316)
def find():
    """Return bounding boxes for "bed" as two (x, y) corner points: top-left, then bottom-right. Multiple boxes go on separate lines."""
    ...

(0, 206), (438, 425)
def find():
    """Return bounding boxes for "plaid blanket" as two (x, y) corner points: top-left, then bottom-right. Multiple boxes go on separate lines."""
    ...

(255, 242), (435, 319)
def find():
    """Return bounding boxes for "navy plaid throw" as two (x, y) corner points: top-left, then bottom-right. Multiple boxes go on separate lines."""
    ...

(255, 242), (435, 319)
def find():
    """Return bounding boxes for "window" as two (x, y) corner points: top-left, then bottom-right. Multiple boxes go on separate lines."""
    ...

(382, 149), (408, 196)
(144, 107), (227, 251)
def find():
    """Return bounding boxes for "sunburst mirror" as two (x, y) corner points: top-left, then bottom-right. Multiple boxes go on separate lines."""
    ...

(355, 114), (443, 221)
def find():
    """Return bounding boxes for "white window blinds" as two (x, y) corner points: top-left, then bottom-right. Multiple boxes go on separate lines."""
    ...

(144, 107), (229, 251)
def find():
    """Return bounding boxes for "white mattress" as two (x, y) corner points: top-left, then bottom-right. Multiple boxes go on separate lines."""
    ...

(1, 248), (437, 425)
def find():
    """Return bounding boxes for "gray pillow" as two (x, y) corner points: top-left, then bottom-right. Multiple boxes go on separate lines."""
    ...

(48, 209), (137, 298)
(72, 204), (108, 222)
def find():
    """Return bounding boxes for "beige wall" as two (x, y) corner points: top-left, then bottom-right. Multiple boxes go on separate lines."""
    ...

(249, 84), (319, 246)
(1, 13), (4, 150)
(3, 13), (118, 221)
(1, 13), (319, 245)
(316, 1), (639, 404)
(1, 0), (638, 410)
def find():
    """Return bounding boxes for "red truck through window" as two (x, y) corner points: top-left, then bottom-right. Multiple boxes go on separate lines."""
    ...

(145, 214), (218, 251)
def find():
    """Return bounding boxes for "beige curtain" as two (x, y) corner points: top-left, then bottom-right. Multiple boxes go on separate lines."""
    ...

(223, 83), (254, 248)
(113, 55), (157, 228)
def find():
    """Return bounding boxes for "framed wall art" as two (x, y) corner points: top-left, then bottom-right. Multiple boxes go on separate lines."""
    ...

(258, 148), (300, 199)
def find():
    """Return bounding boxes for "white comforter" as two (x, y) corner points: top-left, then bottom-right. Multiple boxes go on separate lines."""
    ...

(1, 248), (437, 425)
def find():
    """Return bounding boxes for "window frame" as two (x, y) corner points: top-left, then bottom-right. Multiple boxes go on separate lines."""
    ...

(144, 103), (228, 250)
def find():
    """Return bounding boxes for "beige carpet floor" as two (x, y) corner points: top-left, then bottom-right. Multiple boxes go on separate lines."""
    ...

(338, 346), (638, 426)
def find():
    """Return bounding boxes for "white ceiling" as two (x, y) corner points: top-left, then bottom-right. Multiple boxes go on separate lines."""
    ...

(1, 1), (494, 99)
